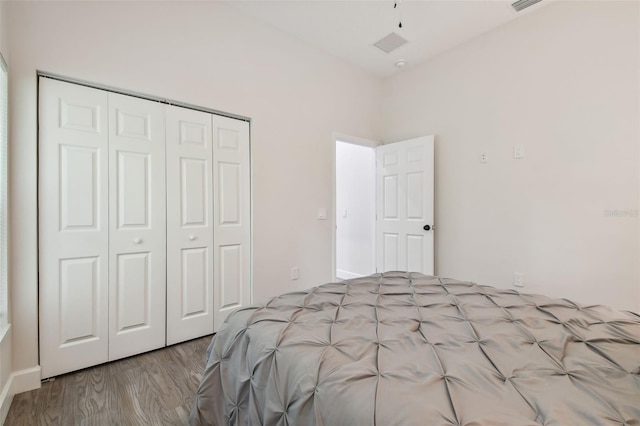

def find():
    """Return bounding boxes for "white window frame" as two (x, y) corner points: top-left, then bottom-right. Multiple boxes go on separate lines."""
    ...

(0, 53), (8, 332)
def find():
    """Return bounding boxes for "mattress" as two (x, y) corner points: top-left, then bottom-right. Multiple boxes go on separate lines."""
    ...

(190, 272), (640, 425)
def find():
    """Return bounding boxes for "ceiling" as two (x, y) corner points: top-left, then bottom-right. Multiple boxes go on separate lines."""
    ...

(229, 0), (550, 77)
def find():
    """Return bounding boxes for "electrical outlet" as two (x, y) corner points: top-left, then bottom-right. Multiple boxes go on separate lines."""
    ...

(513, 272), (525, 288)
(479, 151), (489, 163)
(290, 266), (300, 280)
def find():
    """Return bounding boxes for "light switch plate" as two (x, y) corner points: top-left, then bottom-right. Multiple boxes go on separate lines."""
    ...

(513, 145), (525, 159)
(317, 208), (327, 220)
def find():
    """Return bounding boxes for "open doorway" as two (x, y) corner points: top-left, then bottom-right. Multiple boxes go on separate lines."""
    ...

(334, 138), (376, 280)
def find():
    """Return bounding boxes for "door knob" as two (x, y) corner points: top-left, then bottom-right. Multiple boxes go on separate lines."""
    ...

(133, 238), (143, 244)
(189, 234), (197, 241)
(423, 225), (431, 231)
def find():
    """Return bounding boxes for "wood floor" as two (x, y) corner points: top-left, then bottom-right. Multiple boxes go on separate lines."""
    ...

(5, 335), (212, 426)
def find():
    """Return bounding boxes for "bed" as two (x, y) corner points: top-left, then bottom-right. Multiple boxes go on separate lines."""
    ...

(190, 272), (640, 425)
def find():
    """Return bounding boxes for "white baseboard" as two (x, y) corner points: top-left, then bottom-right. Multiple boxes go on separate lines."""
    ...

(0, 374), (13, 425)
(0, 365), (42, 421)
(0, 365), (42, 423)
(0, 324), (11, 424)
(336, 269), (365, 280)
(11, 366), (41, 395)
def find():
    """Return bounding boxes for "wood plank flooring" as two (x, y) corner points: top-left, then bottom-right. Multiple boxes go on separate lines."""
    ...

(5, 335), (212, 426)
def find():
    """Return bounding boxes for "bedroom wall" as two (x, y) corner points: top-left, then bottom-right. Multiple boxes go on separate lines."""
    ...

(383, 1), (640, 312)
(7, 1), (382, 384)
(0, 0), (11, 421)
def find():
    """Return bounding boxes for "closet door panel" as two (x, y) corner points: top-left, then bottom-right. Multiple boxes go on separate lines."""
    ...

(115, 252), (151, 331)
(108, 93), (166, 360)
(213, 116), (251, 329)
(59, 257), (100, 341)
(39, 78), (109, 378)
(60, 146), (99, 229)
(116, 151), (150, 227)
(219, 244), (241, 309)
(166, 106), (214, 345)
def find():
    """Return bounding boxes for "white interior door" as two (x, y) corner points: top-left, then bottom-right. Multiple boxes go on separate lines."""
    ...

(212, 116), (251, 328)
(376, 136), (434, 275)
(166, 106), (214, 345)
(108, 93), (166, 360)
(38, 78), (110, 378)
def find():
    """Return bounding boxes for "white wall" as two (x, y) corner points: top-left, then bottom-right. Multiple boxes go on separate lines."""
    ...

(336, 141), (376, 278)
(0, 1), (10, 421)
(383, 1), (640, 312)
(7, 1), (382, 380)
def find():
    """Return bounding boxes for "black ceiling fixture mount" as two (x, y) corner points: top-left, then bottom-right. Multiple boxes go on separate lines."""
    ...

(393, 0), (403, 29)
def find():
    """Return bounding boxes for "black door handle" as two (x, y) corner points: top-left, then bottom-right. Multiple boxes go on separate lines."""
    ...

(423, 225), (431, 231)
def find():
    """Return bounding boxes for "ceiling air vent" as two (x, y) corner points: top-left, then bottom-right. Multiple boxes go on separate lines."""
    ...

(511, 0), (542, 12)
(373, 32), (408, 54)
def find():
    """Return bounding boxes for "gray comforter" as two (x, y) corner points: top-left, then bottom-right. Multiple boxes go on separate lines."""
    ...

(190, 272), (640, 425)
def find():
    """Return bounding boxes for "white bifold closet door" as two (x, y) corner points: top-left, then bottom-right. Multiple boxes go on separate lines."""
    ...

(212, 116), (251, 328)
(39, 77), (252, 377)
(166, 106), (214, 345)
(39, 79), (110, 378)
(107, 93), (167, 360)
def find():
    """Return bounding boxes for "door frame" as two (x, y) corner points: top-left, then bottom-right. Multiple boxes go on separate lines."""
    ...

(331, 132), (379, 281)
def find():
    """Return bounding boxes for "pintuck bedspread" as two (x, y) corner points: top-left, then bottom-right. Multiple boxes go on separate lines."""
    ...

(190, 272), (640, 426)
